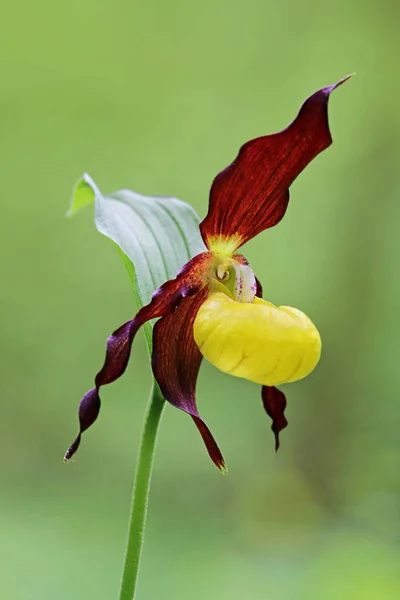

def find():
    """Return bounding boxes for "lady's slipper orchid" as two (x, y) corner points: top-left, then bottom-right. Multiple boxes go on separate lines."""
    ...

(65, 76), (350, 471)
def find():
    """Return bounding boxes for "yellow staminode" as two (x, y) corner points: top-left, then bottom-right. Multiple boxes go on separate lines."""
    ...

(194, 293), (321, 386)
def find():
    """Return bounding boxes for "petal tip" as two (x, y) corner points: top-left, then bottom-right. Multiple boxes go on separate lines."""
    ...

(338, 72), (356, 84)
(325, 73), (355, 96)
(63, 448), (75, 462)
(217, 460), (228, 474)
(262, 385), (288, 453)
(63, 436), (81, 462)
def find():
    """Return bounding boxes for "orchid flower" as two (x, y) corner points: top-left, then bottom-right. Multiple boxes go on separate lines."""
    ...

(65, 76), (350, 471)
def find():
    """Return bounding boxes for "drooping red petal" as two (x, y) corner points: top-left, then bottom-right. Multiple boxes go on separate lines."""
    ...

(255, 276), (263, 298)
(200, 76), (352, 250)
(152, 288), (226, 472)
(64, 252), (213, 461)
(261, 385), (288, 451)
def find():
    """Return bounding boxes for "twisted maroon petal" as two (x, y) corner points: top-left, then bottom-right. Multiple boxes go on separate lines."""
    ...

(255, 277), (263, 298)
(64, 252), (213, 461)
(200, 76), (352, 249)
(261, 385), (288, 451)
(152, 288), (226, 472)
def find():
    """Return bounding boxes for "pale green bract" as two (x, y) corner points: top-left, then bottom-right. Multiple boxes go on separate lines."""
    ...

(68, 173), (206, 351)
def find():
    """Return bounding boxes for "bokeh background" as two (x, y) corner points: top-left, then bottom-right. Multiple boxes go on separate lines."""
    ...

(1, 1), (399, 598)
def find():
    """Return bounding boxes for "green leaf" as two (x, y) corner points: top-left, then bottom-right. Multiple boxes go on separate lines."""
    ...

(68, 173), (206, 351)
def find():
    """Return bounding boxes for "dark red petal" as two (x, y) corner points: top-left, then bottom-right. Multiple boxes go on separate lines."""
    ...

(200, 76), (352, 249)
(152, 288), (226, 472)
(64, 252), (213, 462)
(261, 385), (288, 451)
(255, 277), (263, 298)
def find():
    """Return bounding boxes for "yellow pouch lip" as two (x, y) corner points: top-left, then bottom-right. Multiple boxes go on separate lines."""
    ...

(194, 292), (321, 387)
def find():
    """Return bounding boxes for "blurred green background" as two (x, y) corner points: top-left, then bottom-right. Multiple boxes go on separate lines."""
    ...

(1, 0), (399, 598)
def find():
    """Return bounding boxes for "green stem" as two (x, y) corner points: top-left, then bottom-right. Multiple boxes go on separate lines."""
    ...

(118, 383), (165, 600)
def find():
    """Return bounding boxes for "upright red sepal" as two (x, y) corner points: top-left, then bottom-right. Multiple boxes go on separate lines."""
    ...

(200, 75), (352, 250)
